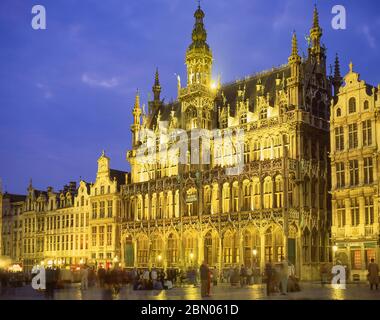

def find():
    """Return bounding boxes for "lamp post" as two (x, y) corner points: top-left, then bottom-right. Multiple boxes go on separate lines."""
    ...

(113, 256), (119, 269)
(332, 244), (338, 265)
(190, 252), (194, 266)
(252, 248), (257, 284)
(157, 254), (162, 268)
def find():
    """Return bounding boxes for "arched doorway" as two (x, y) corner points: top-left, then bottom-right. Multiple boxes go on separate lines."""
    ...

(124, 235), (134, 267)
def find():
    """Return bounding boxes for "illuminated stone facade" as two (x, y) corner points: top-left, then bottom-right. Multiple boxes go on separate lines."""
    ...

(330, 62), (380, 280)
(121, 6), (332, 280)
(0, 153), (126, 272)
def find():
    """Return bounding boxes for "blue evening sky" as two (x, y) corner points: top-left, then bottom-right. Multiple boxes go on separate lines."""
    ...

(0, 0), (379, 194)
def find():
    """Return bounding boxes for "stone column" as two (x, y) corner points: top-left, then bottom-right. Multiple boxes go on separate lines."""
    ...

(218, 183), (223, 214)
(260, 177), (264, 210)
(260, 232), (265, 270)
(272, 176), (276, 209)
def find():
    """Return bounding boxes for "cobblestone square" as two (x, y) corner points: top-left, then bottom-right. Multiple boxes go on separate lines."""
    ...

(1, 282), (380, 300)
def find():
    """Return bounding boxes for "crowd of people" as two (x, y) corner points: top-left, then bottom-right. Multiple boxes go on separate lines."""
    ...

(264, 257), (300, 296)
(1, 257), (380, 298)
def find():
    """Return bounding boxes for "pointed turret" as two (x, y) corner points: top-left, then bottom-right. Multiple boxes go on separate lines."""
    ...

(152, 68), (161, 101)
(131, 90), (141, 147)
(309, 5), (324, 63)
(288, 32), (302, 107)
(132, 90), (141, 125)
(332, 53), (343, 96)
(288, 31), (301, 64)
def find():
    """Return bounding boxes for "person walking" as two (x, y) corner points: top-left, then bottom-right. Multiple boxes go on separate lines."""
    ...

(280, 257), (289, 295)
(0, 270), (8, 296)
(212, 267), (218, 286)
(81, 266), (89, 290)
(368, 258), (379, 290)
(240, 265), (247, 287)
(45, 268), (55, 299)
(246, 265), (253, 285)
(264, 262), (273, 296)
(199, 261), (209, 297)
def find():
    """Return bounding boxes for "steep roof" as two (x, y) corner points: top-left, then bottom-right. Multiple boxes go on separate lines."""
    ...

(219, 65), (290, 115)
(3, 193), (26, 203)
(110, 169), (128, 186)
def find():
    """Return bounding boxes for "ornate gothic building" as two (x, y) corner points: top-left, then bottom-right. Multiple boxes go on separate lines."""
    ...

(4, 5), (376, 282)
(121, 5), (332, 280)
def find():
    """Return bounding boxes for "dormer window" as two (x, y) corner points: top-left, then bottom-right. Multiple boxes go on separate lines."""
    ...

(260, 108), (267, 120)
(241, 113), (247, 124)
(348, 97), (356, 113)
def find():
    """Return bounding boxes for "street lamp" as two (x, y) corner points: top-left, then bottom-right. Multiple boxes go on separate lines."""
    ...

(332, 244), (338, 265)
(252, 248), (258, 284)
(80, 258), (84, 265)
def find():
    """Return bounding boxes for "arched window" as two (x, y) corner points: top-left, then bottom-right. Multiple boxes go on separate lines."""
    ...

(262, 138), (271, 159)
(136, 236), (149, 266)
(260, 107), (267, 120)
(275, 176), (283, 208)
(243, 230), (261, 267)
(364, 100), (369, 110)
(203, 187), (211, 215)
(348, 97), (356, 113)
(263, 177), (272, 209)
(336, 108), (341, 117)
(232, 182), (239, 212)
(241, 112), (247, 124)
(265, 227), (273, 262)
(167, 234), (178, 266)
(151, 234), (163, 266)
(252, 178), (261, 209)
(186, 107), (197, 130)
(186, 188), (198, 216)
(253, 141), (260, 160)
(302, 228), (310, 263)
(274, 229), (284, 262)
(311, 229), (318, 262)
(223, 231), (239, 265)
(222, 183), (230, 213)
(151, 194), (157, 219)
(183, 232), (197, 264)
(242, 181), (251, 211)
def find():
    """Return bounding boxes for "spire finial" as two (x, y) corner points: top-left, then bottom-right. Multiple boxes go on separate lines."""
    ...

(349, 61), (353, 73)
(152, 68), (161, 101)
(189, 3), (208, 50)
(291, 30), (298, 56)
(313, 4), (319, 29)
(334, 53), (341, 78)
(134, 89), (140, 108)
(101, 150), (105, 157)
(155, 67), (159, 85)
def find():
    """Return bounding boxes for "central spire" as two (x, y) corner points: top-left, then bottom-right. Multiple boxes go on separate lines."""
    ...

(188, 3), (209, 50)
